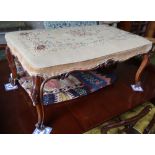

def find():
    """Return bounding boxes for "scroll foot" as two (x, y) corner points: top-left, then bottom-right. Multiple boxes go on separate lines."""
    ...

(33, 126), (52, 134)
(131, 82), (143, 92)
(131, 54), (149, 92)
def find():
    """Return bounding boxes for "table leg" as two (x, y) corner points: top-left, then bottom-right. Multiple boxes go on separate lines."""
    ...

(5, 46), (18, 85)
(135, 54), (149, 86)
(32, 76), (45, 130)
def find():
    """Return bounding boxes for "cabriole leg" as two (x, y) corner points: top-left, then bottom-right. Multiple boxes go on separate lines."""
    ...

(32, 76), (45, 130)
(135, 54), (149, 85)
(131, 54), (149, 91)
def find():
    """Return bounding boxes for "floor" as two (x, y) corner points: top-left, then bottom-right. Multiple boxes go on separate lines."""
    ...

(1, 57), (155, 134)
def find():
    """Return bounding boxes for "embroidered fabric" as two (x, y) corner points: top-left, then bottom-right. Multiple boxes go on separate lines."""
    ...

(5, 25), (152, 78)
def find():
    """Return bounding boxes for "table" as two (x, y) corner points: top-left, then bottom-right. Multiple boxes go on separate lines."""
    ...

(5, 24), (152, 131)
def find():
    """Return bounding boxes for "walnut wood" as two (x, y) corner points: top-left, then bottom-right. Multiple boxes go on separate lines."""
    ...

(35, 104), (45, 129)
(5, 46), (18, 85)
(101, 105), (152, 134)
(32, 76), (45, 130)
(32, 76), (43, 104)
(135, 54), (149, 85)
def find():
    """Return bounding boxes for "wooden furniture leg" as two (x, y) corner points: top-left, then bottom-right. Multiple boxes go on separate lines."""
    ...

(32, 76), (45, 130)
(5, 46), (18, 85)
(101, 105), (152, 134)
(6, 46), (45, 130)
(135, 54), (149, 86)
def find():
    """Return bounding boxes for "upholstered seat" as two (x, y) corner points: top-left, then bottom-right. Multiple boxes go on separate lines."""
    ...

(5, 25), (152, 78)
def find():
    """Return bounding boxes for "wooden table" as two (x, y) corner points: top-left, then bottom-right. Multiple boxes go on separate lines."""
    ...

(1, 59), (155, 133)
(4, 25), (153, 132)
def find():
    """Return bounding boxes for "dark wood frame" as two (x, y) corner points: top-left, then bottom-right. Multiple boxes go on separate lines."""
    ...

(5, 46), (150, 131)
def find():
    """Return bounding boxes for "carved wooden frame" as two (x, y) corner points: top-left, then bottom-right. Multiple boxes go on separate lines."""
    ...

(5, 46), (150, 131)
